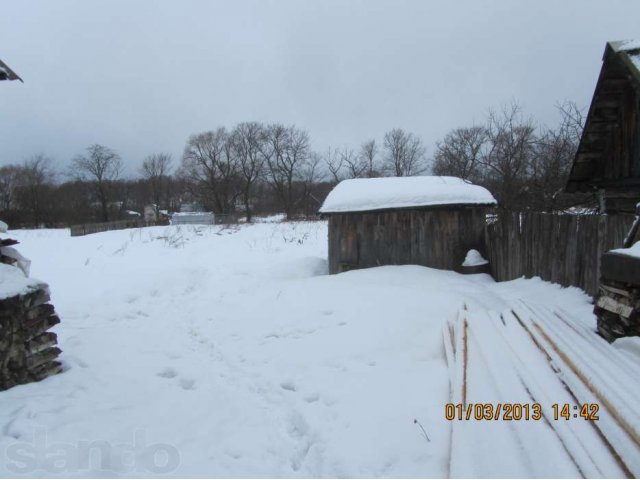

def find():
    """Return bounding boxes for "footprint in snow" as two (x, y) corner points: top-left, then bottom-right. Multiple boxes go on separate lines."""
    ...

(157, 367), (178, 379)
(303, 393), (320, 403)
(179, 378), (196, 390)
(280, 380), (297, 392)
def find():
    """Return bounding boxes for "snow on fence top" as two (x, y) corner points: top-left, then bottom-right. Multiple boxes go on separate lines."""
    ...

(319, 176), (496, 214)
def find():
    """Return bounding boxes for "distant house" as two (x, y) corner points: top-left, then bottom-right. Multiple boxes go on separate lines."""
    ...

(566, 40), (640, 213)
(170, 212), (215, 225)
(319, 176), (496, 274)
(144, 205), (170, 223)
(0, 59), (22, 82)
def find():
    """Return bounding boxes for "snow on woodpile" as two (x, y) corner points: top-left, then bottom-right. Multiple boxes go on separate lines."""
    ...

(1, 222), (62, 391)
(319, 176), (496, 214)
(611, 241), (640, 258)
(0, 263), (46, 300)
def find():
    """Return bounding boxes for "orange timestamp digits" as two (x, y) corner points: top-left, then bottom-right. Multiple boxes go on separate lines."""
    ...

(445, 403), (543, 421)
(552, 403), (599, 421)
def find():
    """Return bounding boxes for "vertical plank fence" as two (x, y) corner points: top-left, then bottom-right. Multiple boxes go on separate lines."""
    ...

(485, 212), (635, 296)
(70, 219), (168, 237)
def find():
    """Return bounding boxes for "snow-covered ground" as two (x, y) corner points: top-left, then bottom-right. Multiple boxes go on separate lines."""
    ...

(0, 220), (598, 477)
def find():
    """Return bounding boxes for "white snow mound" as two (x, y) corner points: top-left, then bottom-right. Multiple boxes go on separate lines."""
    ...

(611, 241), (640, 258)
(462, 249), (488, 267)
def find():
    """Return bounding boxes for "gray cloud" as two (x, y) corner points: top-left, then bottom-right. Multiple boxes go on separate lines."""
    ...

(1, 0), (638, 176)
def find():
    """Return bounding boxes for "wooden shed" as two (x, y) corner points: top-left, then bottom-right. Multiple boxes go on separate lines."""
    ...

(319, 176), (496, 274)
(566, 40), (640, 213)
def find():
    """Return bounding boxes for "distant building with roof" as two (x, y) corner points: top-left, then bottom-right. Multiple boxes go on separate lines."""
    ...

(319, 176), (496, 274)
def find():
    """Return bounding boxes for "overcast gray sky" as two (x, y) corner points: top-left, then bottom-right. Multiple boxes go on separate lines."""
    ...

(1, 0), (639, 176)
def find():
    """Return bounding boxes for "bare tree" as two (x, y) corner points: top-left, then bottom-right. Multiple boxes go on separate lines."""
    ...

(140, 152), (173, 218)
(432, 126), (487, 181)
(359, 139), (380, 178)
(230, 122), (266, 222)
(324, 146), (343, 183)
(16, 154), (55, 227)
(300, 151), (324, 216)
(529, 101), (585, 211)
(0, 165), (22, 213)
(263, 124), (311, 220)
(477, 103), (537, 211)
(71, 144), (123, 221)
(340, 147), (368, 179)
(181, 128), (240, 214)
(382, 128), (426, 176)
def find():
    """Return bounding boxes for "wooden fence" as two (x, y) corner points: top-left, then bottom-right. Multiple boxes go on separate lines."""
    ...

(70, 219), (168, 237)
(485, 212), (635, 296)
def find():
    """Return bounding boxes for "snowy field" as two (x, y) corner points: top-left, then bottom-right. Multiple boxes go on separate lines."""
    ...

(0, 219), (602, 477)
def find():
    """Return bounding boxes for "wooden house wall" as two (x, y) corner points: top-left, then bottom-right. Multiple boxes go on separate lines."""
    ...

(567, 45), (640, 213)
(327, 207), (487, 274)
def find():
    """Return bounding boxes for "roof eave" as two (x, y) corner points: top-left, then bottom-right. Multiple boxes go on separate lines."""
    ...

(0, 59), (23, 83)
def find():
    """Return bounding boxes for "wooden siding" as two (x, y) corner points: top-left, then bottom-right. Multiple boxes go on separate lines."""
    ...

(485, 212), (635, 296)
(327, 207), (488, 274)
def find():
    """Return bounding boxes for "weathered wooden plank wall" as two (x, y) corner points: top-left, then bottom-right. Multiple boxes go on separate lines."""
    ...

(485, 212), (635, 296)
(328, 207), (488, 274)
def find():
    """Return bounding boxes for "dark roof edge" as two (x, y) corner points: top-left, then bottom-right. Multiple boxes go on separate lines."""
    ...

(0, 59), (23, 83)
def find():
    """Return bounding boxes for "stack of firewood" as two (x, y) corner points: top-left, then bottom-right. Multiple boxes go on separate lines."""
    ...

(595, 210), (640, 342)
(595, 278), (640, 342)
(0, 221), (63, 391)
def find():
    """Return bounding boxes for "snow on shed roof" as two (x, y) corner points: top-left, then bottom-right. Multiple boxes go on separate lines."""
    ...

(319, 176), (496, 214)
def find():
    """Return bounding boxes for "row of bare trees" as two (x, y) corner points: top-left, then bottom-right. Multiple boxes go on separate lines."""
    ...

(180, 123), (322, 221)
(431, 102), (586, 211)
(179, 123), (430, 221)
(324, 129), (426, 182)
(0, 101), (587, 228)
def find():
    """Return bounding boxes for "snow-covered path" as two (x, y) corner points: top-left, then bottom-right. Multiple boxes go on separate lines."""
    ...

(0, 221), (603, 477)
